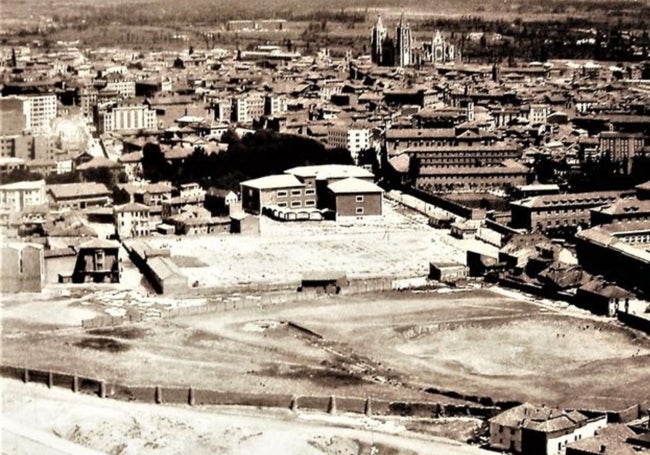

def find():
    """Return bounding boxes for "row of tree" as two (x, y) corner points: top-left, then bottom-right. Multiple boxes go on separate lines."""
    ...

(142, 130), (353, 190)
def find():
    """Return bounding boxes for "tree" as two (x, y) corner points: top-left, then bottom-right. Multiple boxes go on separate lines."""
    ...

(220, 129), (240, 144)
(2, 169), (43, 184)
(357, 148), (380, 176)
(113, 186), (131, 205)
(142, 143), (171, 182)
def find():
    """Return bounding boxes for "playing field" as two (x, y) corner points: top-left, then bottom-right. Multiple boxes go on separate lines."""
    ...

(3, 288), (648, 410)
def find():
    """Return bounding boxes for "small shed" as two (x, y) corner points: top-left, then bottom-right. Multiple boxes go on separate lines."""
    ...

(299, 271), (348, 293)
(576, 279), (634, 317)
(429, 262), (469, 283)
(450, 221), (478, 239)
(230, 213), (260, 235)
(156, 223), (176, 235)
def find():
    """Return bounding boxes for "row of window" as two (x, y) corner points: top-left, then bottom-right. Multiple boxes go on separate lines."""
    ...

(277, 189), (315, 197)
(277, 199), (316, 208)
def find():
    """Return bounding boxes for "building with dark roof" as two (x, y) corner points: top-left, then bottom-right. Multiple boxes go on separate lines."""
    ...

(489, 403), (607, 455)
(326, 177), (383, 219)
(575, 222), (650, 295)
(510, 191), (624, 236)
(47, 182), (112, 210)
(71, 239), (120, 284)
(566, 424), (638, 455)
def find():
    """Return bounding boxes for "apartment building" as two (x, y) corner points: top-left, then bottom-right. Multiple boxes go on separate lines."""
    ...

(510, 191), (623, 235)
(598, 131), (645, 174)
(0, 179), (46, 212)
(232, 93), (265, 124)
(0, 94), (56, 134)
(97, 100), (158, 133)
(25, 94), (57, 133)
(104, 79), (136, 99)
(264, 94), (288, 116)
(241, 174), (312, 214)
(114, 203), (151, 239)
(327, 123), (372, 164)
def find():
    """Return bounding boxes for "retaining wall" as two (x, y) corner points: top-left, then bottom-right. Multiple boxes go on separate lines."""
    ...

(399, 186), (486, 220)
(1, 364), (501, 419)
(80, 276), (417, 329)
(617, 311), (650, 335)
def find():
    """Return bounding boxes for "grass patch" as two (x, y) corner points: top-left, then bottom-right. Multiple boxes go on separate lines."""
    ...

(74, 337), (131, 353)
(87, 327), (149, 340)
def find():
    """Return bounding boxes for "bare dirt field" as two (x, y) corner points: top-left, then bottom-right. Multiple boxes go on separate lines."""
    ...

(2, 288), (648, 411)
(1, 378), (491, 455)
(145, 202), (497, 289)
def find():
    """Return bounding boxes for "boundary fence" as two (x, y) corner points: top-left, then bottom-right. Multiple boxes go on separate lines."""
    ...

(0, 364), (500, 419)
(81, 276), (418, 329)
(3, 364), (645, 423)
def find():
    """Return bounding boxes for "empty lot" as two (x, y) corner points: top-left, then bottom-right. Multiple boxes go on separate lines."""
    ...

(2, 288), (648, 410)
(146, 202), (497, 288)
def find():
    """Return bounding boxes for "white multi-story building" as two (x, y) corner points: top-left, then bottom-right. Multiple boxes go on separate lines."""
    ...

(5, 94), (58, 134)
(104, 79), (136, 98)
(529, 104), (550, 125)
(328, 124), (372, 164)
(0, 179), (46, 212)
(98, 101), (157, 133)
(265, 95), (288, 116)
(114, 203), (151, 239)
(232, 93), (265, 124)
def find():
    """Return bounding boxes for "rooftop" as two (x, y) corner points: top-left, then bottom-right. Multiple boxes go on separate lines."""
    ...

(240, 174), (304, 190)
(285, 164), (374, 181)
(0, 179), (45, 191)
(47, 182), (111, 200)
(327, 177), (383, 194)
(512, 191), (623, 209)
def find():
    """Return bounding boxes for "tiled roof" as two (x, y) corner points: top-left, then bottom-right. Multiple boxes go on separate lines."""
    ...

(47, 182), (111, 200)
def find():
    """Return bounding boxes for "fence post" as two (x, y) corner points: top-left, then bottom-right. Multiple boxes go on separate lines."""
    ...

(290, 395), (298, 412)
(22, 368), (29, 383)
(47, 371), (53, 388)
(365, 397), (372, 416)
(155, 385), (163, 404)
(328, 395), (337, 415)
(188, 387), (195, 406)
(99, 380), (107, 398)
(72, 375), (79, 393)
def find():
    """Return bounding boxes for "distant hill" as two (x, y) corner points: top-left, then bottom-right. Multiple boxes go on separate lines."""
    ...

(3, 0), (649, 27)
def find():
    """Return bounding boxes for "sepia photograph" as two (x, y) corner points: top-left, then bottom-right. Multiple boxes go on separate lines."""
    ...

(1, 0), (649, 453)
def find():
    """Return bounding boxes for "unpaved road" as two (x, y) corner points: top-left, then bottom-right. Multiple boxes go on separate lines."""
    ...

(1, 378), (491, 455)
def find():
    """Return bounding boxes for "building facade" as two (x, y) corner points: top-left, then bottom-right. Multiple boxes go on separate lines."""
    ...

(0, 242), (44, 293)
(114, 203), (151, 239)
(598, 131), (645, 174)
(327, 124), (372, 164)
(97, 101), (157, 133)
(326, 177), (383, 219)
(0, 179), (46, 212)
(510, 191), (623, 235)
(71, 239), (120, 284)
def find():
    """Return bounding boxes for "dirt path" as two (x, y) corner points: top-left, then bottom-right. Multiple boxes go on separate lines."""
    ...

(2, 378), (491, 455)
